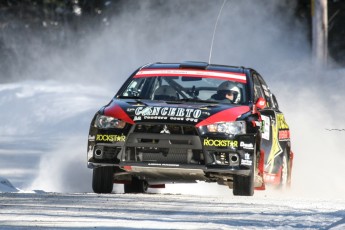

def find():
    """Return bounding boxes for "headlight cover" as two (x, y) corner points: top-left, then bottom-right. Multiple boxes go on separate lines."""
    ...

(202, 121), (246, 135)
(95, 115), (126, 129)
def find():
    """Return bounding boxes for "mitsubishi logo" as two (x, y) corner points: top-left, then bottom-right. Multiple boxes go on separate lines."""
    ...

(160, 125), (170, 134)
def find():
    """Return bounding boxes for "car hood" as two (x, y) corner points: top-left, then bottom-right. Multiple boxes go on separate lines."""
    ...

(103, 99), (251, 127)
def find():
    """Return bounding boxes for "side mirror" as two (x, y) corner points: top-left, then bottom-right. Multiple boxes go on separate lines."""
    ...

(255, 97), (266, 110)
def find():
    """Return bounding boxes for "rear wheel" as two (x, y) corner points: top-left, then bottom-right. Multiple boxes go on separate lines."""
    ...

(124, 177), (148, 194)
(233, 153), (256, 196)
(92, 167), (114, 194)
(280, 150), (291, 188)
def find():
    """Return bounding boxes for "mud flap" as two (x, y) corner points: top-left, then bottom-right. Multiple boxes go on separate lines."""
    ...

(287, 150), (294, 187)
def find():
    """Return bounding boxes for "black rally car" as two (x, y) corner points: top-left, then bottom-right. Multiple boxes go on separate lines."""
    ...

(87, 61), (294, 196)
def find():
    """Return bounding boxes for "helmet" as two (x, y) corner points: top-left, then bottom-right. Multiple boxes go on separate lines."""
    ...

(217, 81), (241, 104)
(153, 85), (178, 100)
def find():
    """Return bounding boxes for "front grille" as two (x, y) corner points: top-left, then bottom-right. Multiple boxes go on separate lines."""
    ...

(125, 147), (204, 165)
(123, 123), (204, 165)
(134, 124), (198, 135)
(141, 148), (187, 163)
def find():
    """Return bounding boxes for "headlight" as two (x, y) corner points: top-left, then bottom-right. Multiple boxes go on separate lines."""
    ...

(203, 121), (246, 135)
(95, 115), (126, 129)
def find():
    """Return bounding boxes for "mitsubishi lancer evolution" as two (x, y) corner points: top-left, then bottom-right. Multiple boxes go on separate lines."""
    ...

(87, 61), (294, 196)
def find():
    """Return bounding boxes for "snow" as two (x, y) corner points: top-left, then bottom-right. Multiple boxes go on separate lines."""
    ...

(0, 177), (18, 193)
(1, 192), (345, 229)
(0, 78), (345, 229)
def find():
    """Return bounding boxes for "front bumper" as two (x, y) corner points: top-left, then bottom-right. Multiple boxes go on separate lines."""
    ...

(88, 127), (257, 178)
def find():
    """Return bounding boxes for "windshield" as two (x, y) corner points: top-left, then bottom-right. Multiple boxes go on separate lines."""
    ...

(118, 69), (248, 105)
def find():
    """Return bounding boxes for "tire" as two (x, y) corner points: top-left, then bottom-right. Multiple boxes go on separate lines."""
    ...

(92, 167), (114, 194)
(279, 150), (291, 189)
(124, 177), (148, 194)
(233, 153), (255, 196)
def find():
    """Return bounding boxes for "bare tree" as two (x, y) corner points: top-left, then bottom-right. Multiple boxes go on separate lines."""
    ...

(311, 0), (328, 67)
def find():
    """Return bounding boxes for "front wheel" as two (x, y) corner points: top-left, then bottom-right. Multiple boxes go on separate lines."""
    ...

(92, 167), (114, 194)
(233, 172), (254, 196)
(233, 153), (256, 196)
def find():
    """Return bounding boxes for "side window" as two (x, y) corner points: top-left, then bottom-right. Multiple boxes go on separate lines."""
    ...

(257, 74), (276, 109)
(252, 74), (265, 101)
(257, 75), (272, 108)
(271, 94), (279, 109)
(121, 78), (147, 97)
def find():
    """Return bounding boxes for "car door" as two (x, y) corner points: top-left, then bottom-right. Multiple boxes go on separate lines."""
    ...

(252, 73), (283, 176)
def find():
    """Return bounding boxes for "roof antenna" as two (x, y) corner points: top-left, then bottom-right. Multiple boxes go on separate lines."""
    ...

(209, 0), (227, 64)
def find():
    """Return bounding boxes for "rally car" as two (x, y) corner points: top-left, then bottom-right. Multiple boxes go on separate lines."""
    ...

(87, 61), (293, 196)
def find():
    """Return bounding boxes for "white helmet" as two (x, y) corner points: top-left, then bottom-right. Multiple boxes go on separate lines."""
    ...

(217, 81), (241, 104)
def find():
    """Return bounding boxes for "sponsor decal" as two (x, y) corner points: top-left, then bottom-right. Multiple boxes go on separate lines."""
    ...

(266, 118), (283, 172)
(244, 153), (250, 160)
(170, 117), (183, 121)
(203, 138), (238, 148)
(134, 69), (247, 83)
(96, 134), (126, 142)
(261, 115), (270, 140)
(277, 113), (289, 130)
(133, 116), (142, 121)
(278, 130), (290, 140)
(240, 142), (254, 150)
(148, 163), (180, 167)
(134, 115), (168, 121)
(133, 106), (201, 122)
(88, 135), (95, 141)
(135, 106), (201, 118)
(241, 159), (252, 166)
(242, 153), (252, 165)
(126, 108), (135, 112)
(185, 118), (199, 122)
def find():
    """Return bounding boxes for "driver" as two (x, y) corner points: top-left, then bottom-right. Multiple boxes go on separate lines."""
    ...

(210, 81), (241, 104)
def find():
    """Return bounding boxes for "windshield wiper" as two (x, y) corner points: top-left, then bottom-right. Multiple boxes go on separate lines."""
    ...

(117, 95), (147, 105)
(178, 98), (219, 104)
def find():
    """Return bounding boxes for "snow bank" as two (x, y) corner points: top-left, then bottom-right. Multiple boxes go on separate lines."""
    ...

(0, 177), (19, 192)
(0, 81), (112, 191)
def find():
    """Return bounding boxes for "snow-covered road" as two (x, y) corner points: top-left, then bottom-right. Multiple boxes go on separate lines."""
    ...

(1, 191), (345, 229)
(0, 79), (345, 229)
